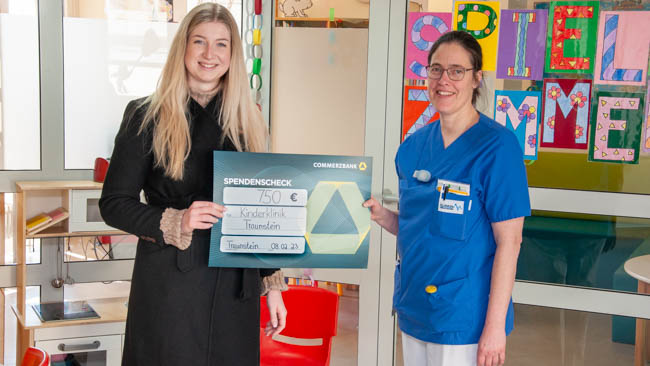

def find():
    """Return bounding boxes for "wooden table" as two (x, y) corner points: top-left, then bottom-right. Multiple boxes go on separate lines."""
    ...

(624, 255), (650, 366)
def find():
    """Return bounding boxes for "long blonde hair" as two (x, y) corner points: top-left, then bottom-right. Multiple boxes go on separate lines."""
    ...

(140, 3), (268, 180)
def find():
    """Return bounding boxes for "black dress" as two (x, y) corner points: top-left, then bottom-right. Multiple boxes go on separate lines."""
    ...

(99, 94), (276, 366)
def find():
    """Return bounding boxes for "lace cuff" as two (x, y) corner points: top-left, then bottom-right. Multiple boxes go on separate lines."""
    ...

(261, 270), (288, 295)
(160, 208), (193, 250)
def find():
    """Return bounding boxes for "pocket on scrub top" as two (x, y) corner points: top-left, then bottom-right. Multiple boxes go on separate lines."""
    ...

(426, 276), (474, 332)
(433, 192), (470, 241)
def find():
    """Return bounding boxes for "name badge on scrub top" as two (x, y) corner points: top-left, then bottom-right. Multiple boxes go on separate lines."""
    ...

(436, 179), (470, 215)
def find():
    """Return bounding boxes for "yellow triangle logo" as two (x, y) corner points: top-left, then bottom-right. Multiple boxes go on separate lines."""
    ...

(570, 35), (577, 40)
(628, 150), (634, 155)
(614, 149), (620, 155)
(588, 7), (593, 12)
(610, 123), (616, 128)
(603, 113), (608, 118)
(567, 8), (574, 15)
(569, 61), (576, 67)
(615, 101), (621, 106)
(557, 42), (563, 48)
(557, 19), (562, 24)
(601, 135), (607, 141)
(594, 145), (599, 151)
(602, 152), (607, 157)
(597, 123), (603, 130)
(630, 101), (636, 106)
(622, 123), (626, 129)
(601, 100), (607, 106)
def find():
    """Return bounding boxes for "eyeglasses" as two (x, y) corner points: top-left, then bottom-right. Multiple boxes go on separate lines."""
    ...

(425, 65), (474, 81)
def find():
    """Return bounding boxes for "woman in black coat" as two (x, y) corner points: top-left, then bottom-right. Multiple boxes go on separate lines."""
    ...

(99, 4), (287, 365)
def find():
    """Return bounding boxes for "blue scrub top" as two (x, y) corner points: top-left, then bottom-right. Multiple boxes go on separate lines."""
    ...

(394, 112), (531, 345)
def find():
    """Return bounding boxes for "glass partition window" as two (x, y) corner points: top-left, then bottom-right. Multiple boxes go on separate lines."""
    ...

(398, 0), (650, 294)
(2, 193), (41, 265)
(63, 235), (137, 262)
(519, 214), (650, 294)
(63, 0), (243, 169)
(0, 0), (40, 170)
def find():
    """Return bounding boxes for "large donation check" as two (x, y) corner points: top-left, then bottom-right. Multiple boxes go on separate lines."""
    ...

(208, 151), (372, 268)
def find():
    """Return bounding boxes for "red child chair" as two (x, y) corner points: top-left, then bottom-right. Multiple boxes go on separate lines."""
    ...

(21, 347), (50, 366)
(260, 285), (340, 366)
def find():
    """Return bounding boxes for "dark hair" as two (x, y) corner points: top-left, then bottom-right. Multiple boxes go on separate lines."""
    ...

(427, 31), (483, 105)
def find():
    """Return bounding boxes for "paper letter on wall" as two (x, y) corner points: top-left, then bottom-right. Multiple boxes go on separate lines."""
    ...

(496, 9), (548, 80)
(453, 1), (500, 71)
(406, 12), (452, 80)
(494, 90), (542, 160)
(545, 1), (599, 74)
(588, 91), (644, 164)
(541, 79), (592, 150)
(593, 11), (650, 86)
(641, 86), (650, 153)
(402, 86), (439, 142)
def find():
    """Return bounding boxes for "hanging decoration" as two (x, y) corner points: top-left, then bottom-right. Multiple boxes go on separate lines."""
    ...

(248, 0), (263, 109)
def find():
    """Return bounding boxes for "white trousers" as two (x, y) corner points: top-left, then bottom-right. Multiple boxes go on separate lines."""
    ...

(402, 331), (478, 366)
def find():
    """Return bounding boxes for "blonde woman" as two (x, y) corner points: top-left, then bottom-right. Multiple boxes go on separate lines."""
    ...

(99, 4), (287, 365)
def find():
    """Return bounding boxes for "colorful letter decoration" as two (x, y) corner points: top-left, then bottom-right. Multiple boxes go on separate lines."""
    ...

(402, 86), (439, 142)
(496, 9), (548, 80)
(541, 79), (592, 149)
(405, 13), (452, 80)
(642, 85), (650, 154)
(453, 1), (500, 71)
(545, 1), (599, 74)
(593, 11), (650, 86)
(588, 91), (644, 164)
(493, 90), (542, 160)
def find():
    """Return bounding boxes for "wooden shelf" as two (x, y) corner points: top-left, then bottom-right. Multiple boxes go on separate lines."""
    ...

(16, 180), (102, 192)
(27, 210), (69, 236)
(27, 228), (126, 239)
(14, 180), (127, 363)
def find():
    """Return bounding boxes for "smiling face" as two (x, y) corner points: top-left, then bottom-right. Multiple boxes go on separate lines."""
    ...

(184, 21), (231, 92)
(427, 42), (482, 118)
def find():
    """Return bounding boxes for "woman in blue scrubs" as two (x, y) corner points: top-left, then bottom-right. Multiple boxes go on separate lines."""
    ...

(364, 31), (530, 366)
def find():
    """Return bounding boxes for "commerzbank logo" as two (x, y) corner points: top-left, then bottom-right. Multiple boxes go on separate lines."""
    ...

(359, 162), (367, 171)
(304, 181), (370, 254)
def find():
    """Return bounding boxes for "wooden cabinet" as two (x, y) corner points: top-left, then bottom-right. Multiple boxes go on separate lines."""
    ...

(12, 297), (127, 366)
(14, 181), (127, 364)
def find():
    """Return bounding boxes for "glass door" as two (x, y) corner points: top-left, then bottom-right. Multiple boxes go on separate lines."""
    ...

(383, 1), (650, 365)
(270, 0), (393, 364)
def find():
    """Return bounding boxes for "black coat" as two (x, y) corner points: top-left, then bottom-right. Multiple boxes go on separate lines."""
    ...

(100, 95), (276, 366)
